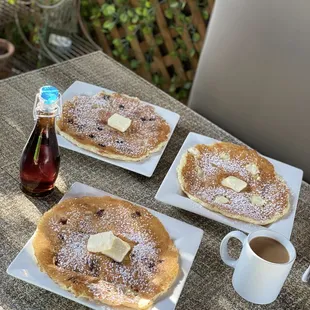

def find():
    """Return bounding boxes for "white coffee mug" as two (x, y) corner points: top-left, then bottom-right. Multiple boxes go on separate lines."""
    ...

(220, 230), (296, 304)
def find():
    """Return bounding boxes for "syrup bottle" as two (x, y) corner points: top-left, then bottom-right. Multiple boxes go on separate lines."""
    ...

(20, 86), (61, 196)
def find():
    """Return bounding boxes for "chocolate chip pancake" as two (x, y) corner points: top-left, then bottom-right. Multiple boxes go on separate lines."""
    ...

(177, 142), (290, 225)
(33, 196), (179, 309)
(56, 91), (170, 161)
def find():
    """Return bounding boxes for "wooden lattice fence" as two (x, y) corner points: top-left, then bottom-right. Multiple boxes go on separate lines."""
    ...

(92, 0), (214, 102)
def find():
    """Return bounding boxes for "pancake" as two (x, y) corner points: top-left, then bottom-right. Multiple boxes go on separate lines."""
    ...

(177, 142), (290, 225)
(56, 91), (170, 161)
(33, 196), (179, 309)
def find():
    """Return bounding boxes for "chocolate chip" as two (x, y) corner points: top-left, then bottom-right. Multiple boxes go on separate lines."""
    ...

(54, 255), (60, 266)
(97, 127), (103, 131)
(119, 104), (125, 109)
(95, 209), (105, 217)
(89, 134), (95, 138)
(130, 285), (139, 293)
(98, 143), (106, 147)
(148, 262), (155, 269)
(67, 276), (78, 283)
(116, 140), (123, 144)
(159, 259), (164, 263)
(88, 258), (95, 270)
(131, 211), (141, 218)
(68, 119), (74, 124)
(103, 95), (110, 100)
(87, 258), (99, 276)
(149, 118), (156, 121)
(58, 233), (65, 241)
(141, 117), (146, 121)
(59, 218), (67, 225)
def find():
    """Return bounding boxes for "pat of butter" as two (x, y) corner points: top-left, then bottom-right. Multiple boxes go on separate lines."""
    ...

(219, 152), (230, 160)
(246, 163), (259, 175)
(87, 231), (130, 263)
(221, 176), (247, 192)
(108, 113), (132, 132)
(188, 147), (200, 156)
(214, 196), (230, 204)
(251, 195), (265, 207)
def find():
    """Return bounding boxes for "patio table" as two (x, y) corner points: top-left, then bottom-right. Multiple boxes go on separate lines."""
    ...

(1, 51), (310, 310)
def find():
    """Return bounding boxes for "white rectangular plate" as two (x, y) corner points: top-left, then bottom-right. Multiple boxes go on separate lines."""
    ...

(7, 182), (203, 310)
(155, 132), (303, 239)
(57, 81), (180, 177)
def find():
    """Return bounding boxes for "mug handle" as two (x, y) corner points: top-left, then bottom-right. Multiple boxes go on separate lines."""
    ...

(220, 231), (247, 268)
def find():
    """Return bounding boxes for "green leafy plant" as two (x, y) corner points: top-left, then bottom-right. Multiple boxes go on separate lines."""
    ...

(6, 0), (210, 101)
(81, 0), (210, 102)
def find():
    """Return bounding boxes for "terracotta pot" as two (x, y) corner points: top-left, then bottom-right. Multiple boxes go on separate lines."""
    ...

(0, 38), (15, 79)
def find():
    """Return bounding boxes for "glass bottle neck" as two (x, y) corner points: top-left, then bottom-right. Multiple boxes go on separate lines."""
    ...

(35, 115), (57, 128)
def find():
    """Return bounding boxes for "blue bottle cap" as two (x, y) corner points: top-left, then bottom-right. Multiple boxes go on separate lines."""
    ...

(40, 85), (59, 104)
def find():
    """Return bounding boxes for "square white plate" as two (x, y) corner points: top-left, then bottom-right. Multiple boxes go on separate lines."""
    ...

(155, 132), (303, 239)
(7, 182), (203, 310)
(57, 81), (180, 177)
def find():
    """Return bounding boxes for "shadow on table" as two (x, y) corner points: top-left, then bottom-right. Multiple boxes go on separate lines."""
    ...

(24, 187), (64, 214)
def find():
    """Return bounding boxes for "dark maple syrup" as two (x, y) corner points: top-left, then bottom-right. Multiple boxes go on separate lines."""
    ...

(20, 86), (61, 196)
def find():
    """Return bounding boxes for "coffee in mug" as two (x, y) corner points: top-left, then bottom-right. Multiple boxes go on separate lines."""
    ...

(249, 237), (290, 264)
(220, 230), (296, 304)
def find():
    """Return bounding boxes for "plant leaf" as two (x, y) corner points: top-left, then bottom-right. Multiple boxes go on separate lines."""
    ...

(130, 59), (139, 69)
(135, 7), (143, 16)
(112, 38), (121, 47)
(189, 48), (196, 57)
(142, 26), (152, 35)
(176, 26), (183, 35)
(103, 20), (116, 31)
(128, 9), (134, 18)
(92, 19), (101, 27)
(126, 35), (134, 42)
(142, 8), (148, 16)
(112, 50), (119, 56)
(169, 84), (176, 93)
(164, 8), (173, 19)
(120, 13), (128, 23)
(131, 15), (139, 24)
(184, 81), (192, 90)
(103, 5), (115, 17)
(153, 74), (160, 84)
(203, 10), (209, 20)
(170, 1), (179, 9)
(155, 35), (163, 45)
(128, 24), (136, 31)
(192, 32), (201, 42)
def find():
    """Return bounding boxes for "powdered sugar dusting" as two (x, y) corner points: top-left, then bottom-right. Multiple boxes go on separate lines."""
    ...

(59, 92), (170, 158)
(88, 280), (138, 304)
(56, 233), (91, 273)
(183, 144), (290, 222)
(49, 199), (163, 299)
